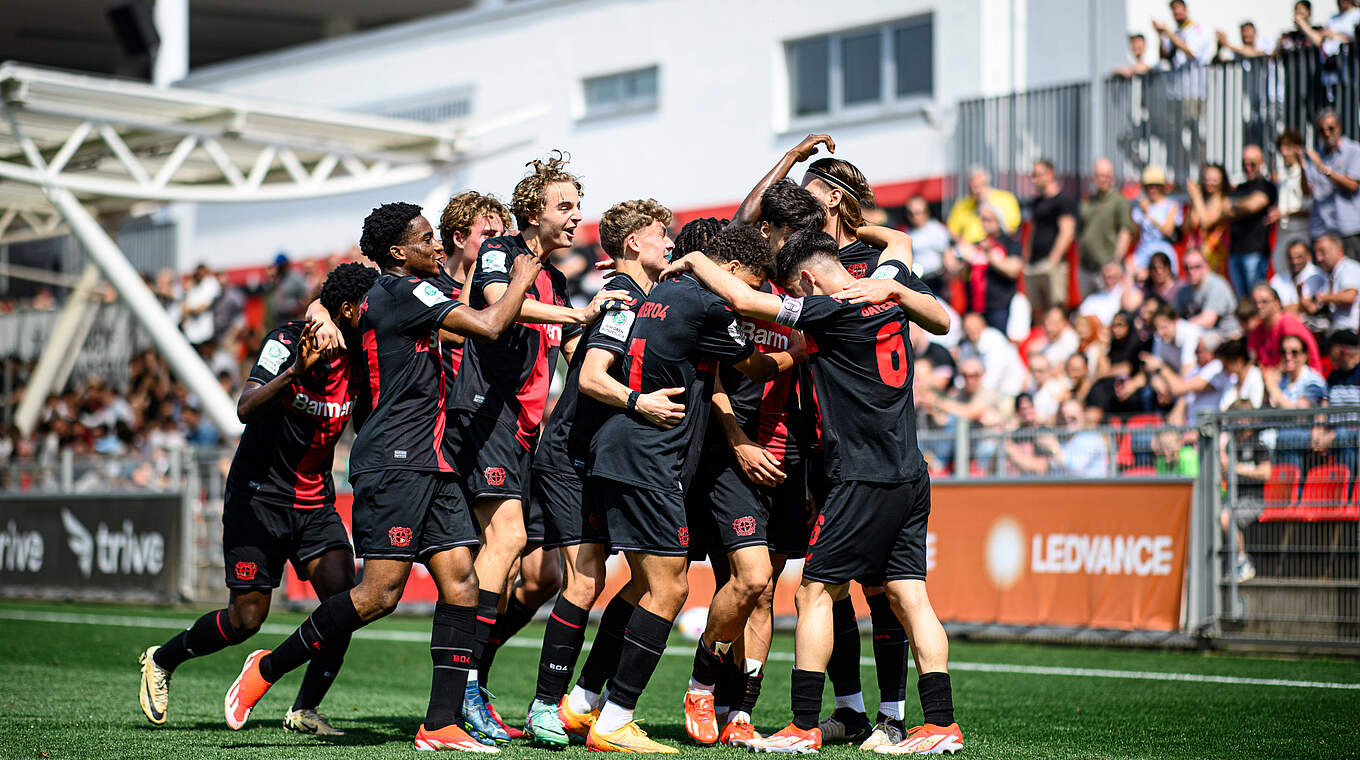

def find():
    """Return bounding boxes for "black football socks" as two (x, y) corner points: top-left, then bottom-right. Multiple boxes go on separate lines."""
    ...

(791, 668), (826, 730)
(258, 592), (362, 683)
(292, 627), (351, 711)
(827, 596), (863, 702)
(601, 607), (672, 710)
(481, 593), (537, 683)
(153, 608), (244, 672)
(918, 672), (955, 727)
(426, 601), (477, 730)
(867, 593), (908, 717)
(575, 594), (634, 695)
(534, 596), (589, 703)
(473, 589), (500, 667)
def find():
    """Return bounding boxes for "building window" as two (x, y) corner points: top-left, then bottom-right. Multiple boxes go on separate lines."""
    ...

(582, 66), (659, 118)
(787, 16), (933, 119)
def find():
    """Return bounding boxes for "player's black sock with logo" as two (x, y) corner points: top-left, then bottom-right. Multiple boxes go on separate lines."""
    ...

(917, 672), (954, 727)
(790, 669), (826, 730)
(690, 639), (729, 691)
(473, 589), (500, 671)
(575, 595), (634, 694)
(602, 607), (672, 710)
(259, 593), (363, 683)
(481, 594), (536, 683)
(867, 594), (908, 716)
(736, 662), (764, 717)
(535, 596), (588, 703)
(292, 629), (351, 711)
(153, 608), (244, 672)
(827, 596), (863, 701)
(426, 601), (477, 730)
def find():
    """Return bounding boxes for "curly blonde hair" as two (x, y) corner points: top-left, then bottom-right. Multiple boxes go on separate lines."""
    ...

(510, 150), (583, 230)
(598, 199), (673, 258)
(438, 191), (511, 252)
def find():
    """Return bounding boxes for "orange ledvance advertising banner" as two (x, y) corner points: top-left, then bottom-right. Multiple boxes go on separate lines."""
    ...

(925, 481), (1193, 632)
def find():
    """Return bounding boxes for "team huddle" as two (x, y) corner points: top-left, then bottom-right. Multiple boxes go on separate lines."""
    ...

(136, 135), (964, 755)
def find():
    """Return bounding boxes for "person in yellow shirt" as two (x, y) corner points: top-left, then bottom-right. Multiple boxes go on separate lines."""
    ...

(947, 166), (1021, 244)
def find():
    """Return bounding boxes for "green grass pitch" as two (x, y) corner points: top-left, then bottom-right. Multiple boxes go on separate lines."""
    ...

(0, 599), (1357, 759)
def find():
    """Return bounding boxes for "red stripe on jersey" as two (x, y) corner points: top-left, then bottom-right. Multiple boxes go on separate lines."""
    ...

(433, 332), (453, 472)
(511, 269), (560, 450)
(626, 338), (647, 390)
(363, 329), (380, 404)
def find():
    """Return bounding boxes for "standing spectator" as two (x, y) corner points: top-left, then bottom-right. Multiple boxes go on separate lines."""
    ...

(1154, 1), (1216, 68)
(1292, 0), (1359, 57)
(265, 252), (311, 325)
(1303, 234), (1360, 332)
(179, 264), (219, 348)
(943, 205), (1022, 331)
(1216, 21), (1274, 59)
(1271, 130), (1313, 276)
(1186, 163), (1231, 278)
(1224, 145), (1278, 294)
(1080, 261), (1135, 325)
(1150, 301), (1204, 373)
(1024, 158), (1078, 314)
(1304, 110), (1360, 257)
(1271, 239), (1329, 317)
(1264, 334), (1328, 409)
(1246, 284), (1322, 370)
(1130, 166), (1182, 276)
(905, 195), (951, 290)
(211, 272), (246, 346)
(1078, 158), (1134, 295)
(1279, 1), (1320, 51)
(1175, 248), (1241, 334)
(1113, 33), (1153, 77)
(947, 166), (1022, 245)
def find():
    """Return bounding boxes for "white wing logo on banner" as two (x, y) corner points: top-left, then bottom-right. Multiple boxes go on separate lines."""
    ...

(61, 508), (93, 578)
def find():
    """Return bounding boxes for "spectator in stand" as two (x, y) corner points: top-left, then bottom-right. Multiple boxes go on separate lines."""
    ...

(1078, 158), (1134, 296)
(1038, 399), (1111, 478)
(1224, 145), (1279, 295)
(905, 195), (951, 291)
(1271, 130), (1313, 276)
(265, 252), (310, 325)
(1271, 240), (1329, 321)
(1176, 249), (1241, 334)
(938, 357), (1007, 429)
(1264, 333), (1329, 409)
(180, 264), (219, 348)
(1311, 329), (1359, 482)
(1247, 283), (1322, 370)
(1217, 337), (1266, 409)
(1035, 306), (1079, 366)
(1154, 1), (1216, 68)
(1150, 301), (1204, 374)
(1066, 352), (1095, 407)
(1304, 110), (1360, 258)
(947, 166), (1022, 245)
(943, 204), (1023, 331)
(1142, 252), (1181, 307)
(1152, 429), (1199, 476)
(910, 322), (956, 390)
(1025, 353), (1070, 424)
(1301, 233), (1360, 332)
(1216, 21), (1274, 59)
(1219, 401), (1271, 582)
(959, 312), (1027, 401)
(1131, 166), (1182, 276)
(1279, 1), (1320, 52)
(1187, 163), (1231, 278)
(1088, 311), (1152, 417)
(1153, 331), (1227, 424)
(1080, 261), (1136, 325)
(212, 271), (246, 346)
(1024, 158), (1078, 314)
(1113, 33), (1153, 77)
(1292, 0), (1359, 57)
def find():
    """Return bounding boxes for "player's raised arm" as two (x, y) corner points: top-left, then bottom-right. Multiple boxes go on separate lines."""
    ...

(730, 134), (835, 228)
(443, 252), (541, 341)
(853, 224), (914, 271)
(833, 227), (950, 335)
(236, 322), (327, 423)
(578, 346), (685, 429)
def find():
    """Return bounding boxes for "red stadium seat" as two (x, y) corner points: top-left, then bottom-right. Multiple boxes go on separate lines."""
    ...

(1264, 463), (1301, 507)
(1122, 466), (1157, 477)
(1295, 464), (1353, 520)
(1123, 413), (1165, 429)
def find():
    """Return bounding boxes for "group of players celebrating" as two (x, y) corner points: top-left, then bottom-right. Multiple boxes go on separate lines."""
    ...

(135, 134), (964, 755)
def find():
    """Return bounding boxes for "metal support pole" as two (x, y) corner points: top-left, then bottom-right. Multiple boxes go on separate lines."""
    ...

(12, 263), (101, 436)
(42, 187), (244, 438)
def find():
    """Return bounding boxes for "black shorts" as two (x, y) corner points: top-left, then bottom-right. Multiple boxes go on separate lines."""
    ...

(449, 411), (531, 502)
(802, 471), (931, 586)
(350, 470), (479, 562)
(534, 466), (608, 550)
(591, 476), (688, 557)
(688, 452), (813, 560)
(222, 490), (351, 589)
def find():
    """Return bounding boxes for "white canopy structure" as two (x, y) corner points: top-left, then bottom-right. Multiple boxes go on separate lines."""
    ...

(0, 62), (535, 437)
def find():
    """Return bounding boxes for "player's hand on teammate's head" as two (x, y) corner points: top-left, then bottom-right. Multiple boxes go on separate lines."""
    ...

(789, 133), (835, 163)
(509, 252), (542, 284)
(658, 251), (700, 281)
(635, 387), (686, 430)
(309, 312), (346, 352)
(294, 321), (328, 372)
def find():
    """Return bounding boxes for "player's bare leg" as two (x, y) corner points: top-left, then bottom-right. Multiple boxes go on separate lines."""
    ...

(716, 553), (785, 746)
(284, 548), (356, 735)
(855, 584), (911, 748)
(874, 579), (961, 755)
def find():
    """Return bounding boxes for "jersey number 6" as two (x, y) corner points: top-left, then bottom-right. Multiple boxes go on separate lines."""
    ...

(875, 321), (909, 388)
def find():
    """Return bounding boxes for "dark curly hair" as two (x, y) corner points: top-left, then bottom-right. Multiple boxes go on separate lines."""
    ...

(775, 228), (840, 285)
(510, 150), (582, 230)
(319, 262), (379, 316)
(359, 202), (423, 268)
(703, 225), (773, 276)
(672, 217), (729, 262)
(759, 180), (825, 232)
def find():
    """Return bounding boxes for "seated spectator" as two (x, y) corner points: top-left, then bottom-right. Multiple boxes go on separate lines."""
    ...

(1087, 311), (1152, 417)
(1066, 352), (1095, 407)
(1150, 301), (1204, 373)
(1152, 429), (1199, 476)
(946, 166), (1022, 245)
(1175, 248), (1241, 334)
(1035, 306), (1080, 366)
(1025, 352), (1070, 424)
(1216, 337), (1266, 409)
(1074, 314), (1107, 372)
(1079, 260), (1135, 324)
(943, 205), (1023, 331)
(1301, 233), (1360, 333)
(1142, 252), (1181, 307)
(1131, 166), (1183, 276)
(1037, 399), (1111, 477)
(1001, 394), (1052, 475)
(905, 195), (951, 289)
(959, 312), (1027, 400)
(1263, 334), (1328, 409)
(910, 323), (955, 391)
(1153, 331), (1229, 424)
(1311, 329), (1360, 484)
(1270, 239), (1329, 325)
(1247, 283), (1322, 370)
(938, 357), (1006, 428)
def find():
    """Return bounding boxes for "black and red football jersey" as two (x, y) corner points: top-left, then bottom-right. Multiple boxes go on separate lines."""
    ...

(429, 267), (466, 384)
(714, 282), (801, 462)
(349, 273), (461, 476)
(451, 234), (583, 450)
(535, 272), (648, 475)
(838, 239), (882, 280)
(226, 321), (358, 508)
(777, 260), (929, 483)
(589, 274), (755, 492)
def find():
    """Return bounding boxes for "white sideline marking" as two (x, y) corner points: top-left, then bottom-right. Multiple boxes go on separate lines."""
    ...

(4, 608), (1358, 691)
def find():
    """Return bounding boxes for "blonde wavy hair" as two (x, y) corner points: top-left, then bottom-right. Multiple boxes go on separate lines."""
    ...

(510, 150), (583, 230)
(808, 157), (875, 232)
(438, 191), (511, 252)
(598, 199), (673, 258)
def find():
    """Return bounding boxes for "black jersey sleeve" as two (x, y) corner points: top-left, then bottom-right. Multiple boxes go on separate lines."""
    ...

(472, 239), (514, 296)
(696, 300), (756, 363)
(392, 277), (461, 335)
(586, 306), (638, 356)
(247, 323), (302, 384)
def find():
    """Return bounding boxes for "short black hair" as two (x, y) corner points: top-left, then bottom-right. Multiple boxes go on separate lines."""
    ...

(319, 262), (379, 316)
(759, 180), (826, 232)
(1214, 337), (1250, 364)
(359, 202), (423, 268)
(673, 217), (729, 262)
(703, 225), (773, 275)
(775, 228), (840, 285)
(1149, 251), (1173, 271)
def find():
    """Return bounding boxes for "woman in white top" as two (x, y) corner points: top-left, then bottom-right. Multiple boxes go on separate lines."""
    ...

(1271, 129), (1312, 277)
(1130, 166), (1183, 277)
